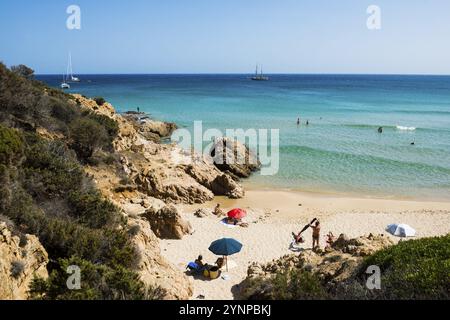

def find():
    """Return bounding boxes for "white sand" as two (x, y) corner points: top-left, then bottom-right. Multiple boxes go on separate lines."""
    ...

(159, 189), (450, 300)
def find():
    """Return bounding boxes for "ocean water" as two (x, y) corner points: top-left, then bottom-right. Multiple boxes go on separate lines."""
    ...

(38, 74), (450, 200)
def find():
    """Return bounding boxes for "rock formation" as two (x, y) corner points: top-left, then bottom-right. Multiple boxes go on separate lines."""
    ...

(210, 137), (261, 178)
(127, 218), (193, 299)
(0, 222), (49, 300)
(142, 205), (193, 239)
(74, 94), (246, 204)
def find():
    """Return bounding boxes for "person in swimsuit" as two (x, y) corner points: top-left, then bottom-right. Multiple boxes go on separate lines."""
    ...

(311, 220), (321, 249)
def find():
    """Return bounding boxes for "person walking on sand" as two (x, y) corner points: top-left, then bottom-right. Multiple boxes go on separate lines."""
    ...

(311, 220), (321, 249)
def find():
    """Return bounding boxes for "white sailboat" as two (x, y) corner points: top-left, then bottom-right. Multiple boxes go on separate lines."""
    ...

(61, 65), (70, 89)
(68, 52), (80, 82)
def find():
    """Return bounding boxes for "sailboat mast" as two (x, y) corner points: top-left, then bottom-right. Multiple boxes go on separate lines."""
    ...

(69, 52), (73, 78)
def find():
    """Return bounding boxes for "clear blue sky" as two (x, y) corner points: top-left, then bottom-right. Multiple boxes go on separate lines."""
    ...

(1, 0), (450, 74)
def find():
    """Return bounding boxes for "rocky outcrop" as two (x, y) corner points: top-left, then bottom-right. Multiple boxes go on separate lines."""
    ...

(127, 218), (193, 299)
(210, 137), (261, 178)
(183, 164), (245, 199)
(142, 205), (193, 239)
(75, 95), (246, 204)
(123, 112), (177, 142)
(0, 222), (48, 300)
(239, 234), (394, 299)
(193, 208), (210, 218)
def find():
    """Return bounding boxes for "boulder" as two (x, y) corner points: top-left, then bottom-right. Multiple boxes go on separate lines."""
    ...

(193, 208), (210, 218)
(0, 222), (48, 300)
(127, 218), (193, 299)
(210, 137), (261, 178)
(143, 205), (193, 239)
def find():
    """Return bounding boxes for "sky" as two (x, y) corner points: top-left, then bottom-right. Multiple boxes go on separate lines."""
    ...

(1, 0), (450, 74)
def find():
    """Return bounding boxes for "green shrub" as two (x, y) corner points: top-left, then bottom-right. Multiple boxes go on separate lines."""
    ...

(69, 118), (109, 161)
(0, 125), (23, 165)
(93, 97), (106, 106)
(67, 190), (122, 229)
(29, 257), (147, 300)
(243, 269), (329, 300)
(361, 235), (450, 299)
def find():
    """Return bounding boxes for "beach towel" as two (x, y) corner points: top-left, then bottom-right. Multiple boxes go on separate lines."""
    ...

(220, 218), (238, 228)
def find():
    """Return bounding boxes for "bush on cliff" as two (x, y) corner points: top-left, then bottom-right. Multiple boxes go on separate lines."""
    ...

(242, 269), (328, 300)
(0, 125), (23, 165)
(360, 234), (450, 300)
(0, 63), (156, 299)
(0, 62), (119, 164)
(93, 97), (106, 106)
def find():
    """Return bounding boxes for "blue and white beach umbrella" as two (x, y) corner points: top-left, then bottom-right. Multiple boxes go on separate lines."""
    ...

(386, 224), (416, 237)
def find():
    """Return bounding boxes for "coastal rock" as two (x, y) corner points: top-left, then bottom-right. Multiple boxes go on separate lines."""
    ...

(74, 95), (248, 204)
(193, 208), (210, 218)
(143, 205), (193, 239)
(0, 222), (49, 300)
(210, 137), (261, 178)
(127, 218), (193, 299)
(238, 234), (394, 299)
(183, 164), (244, 199)
(122, 113), (177, 141)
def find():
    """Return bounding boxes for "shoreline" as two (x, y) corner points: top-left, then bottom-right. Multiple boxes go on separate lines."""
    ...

(241, 180), (450, 203)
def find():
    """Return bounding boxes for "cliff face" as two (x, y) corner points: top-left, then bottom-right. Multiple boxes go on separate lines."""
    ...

(0, 222), (48, 300)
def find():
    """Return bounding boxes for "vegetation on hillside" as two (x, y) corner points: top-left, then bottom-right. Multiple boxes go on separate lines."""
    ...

(0, 62), (154, 299)
(360, 234), (450, 299)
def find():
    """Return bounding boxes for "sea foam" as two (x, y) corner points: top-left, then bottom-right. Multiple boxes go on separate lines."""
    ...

(396, 125), (416, 131)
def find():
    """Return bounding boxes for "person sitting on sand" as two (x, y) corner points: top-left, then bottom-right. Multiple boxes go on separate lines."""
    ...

(213, 203), (225, 216)
(311, 220), (321, 249)
(325, 232), (335, 248)
(195, 255), (205, 268)
(215, 257), (225, 269)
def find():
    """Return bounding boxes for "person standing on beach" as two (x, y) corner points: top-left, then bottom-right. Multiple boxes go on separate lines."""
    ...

(311, 220), (321, 249)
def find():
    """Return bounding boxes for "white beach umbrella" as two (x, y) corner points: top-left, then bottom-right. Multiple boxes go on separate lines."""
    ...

(386, 224), (416, 237)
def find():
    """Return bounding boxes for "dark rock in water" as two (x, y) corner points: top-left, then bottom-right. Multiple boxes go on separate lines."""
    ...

(210, 137), (261, 178)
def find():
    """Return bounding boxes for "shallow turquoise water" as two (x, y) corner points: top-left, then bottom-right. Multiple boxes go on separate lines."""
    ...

(39, 74), (450, 200)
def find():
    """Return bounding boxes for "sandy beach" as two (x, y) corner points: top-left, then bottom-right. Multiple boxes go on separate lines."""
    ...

(160, 189), (450, 300)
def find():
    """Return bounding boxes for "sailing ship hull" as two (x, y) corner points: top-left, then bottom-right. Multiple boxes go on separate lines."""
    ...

(251, 76), (269, 81)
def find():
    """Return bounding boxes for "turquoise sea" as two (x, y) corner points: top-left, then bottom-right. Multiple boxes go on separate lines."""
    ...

(38, 74), (450, 200)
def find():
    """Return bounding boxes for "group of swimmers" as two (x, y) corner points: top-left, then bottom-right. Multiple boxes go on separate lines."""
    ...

(297, 117), (309, 126)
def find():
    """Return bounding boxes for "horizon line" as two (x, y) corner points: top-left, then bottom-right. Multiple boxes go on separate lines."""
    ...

(35, 72), (450, 77)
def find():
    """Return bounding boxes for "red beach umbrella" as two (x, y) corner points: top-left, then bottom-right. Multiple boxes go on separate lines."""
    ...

(227, 208), (247, 219)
